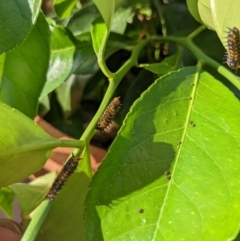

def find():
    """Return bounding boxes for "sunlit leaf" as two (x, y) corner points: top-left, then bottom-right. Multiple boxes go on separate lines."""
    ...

(85, 67), (240, 241)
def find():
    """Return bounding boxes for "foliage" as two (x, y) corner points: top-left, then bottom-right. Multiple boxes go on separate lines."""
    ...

(0, 0), (239, 241)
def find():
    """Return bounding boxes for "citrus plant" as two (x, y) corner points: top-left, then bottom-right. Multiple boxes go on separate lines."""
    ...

(0, 0), (240, 241)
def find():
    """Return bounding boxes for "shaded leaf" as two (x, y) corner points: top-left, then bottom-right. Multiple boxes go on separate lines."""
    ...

(55, 75), (75, 112)
(140, 52), (183, 75)
(8, 172), (57, 215)
(85, 67), (240, 241)
(67, 4), (100, 35)
(0, 187), (15, 218)
(0, 0), (42, 54)
(162, 2), (199, 36)
(111, 6), (134, 34)
(54, 0), (79, 19)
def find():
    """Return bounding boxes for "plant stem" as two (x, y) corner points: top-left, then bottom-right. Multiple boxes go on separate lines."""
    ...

(98, 57), (114, 78)
(21, 200), (53, 241)
(187, 25), (206, 39)
(81, 39), (150, 143)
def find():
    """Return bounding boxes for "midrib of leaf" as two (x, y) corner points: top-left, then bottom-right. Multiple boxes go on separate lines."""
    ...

(152, 70), (200, 239)
(0, 54), (6, 85)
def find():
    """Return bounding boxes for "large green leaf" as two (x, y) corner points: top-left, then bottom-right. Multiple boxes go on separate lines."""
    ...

(0, 0), (42, 54)
(0, 102), (58, 187)
(0, 13), (50, 118)
(36, 151), (92, 241)
(54, 0), (79, 19)
(85, 67), (240, 241)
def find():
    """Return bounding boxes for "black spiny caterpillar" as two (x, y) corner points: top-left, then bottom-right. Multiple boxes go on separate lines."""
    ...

(46, 154), (81, 201)
(96, 97), (122, 131)
(225, 27), (240, 71)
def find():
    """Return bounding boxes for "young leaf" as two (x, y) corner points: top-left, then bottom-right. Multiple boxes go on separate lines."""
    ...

(91, 17), (109, 59)
(85, 67), (240, 241)
(140, 52), (183, 75)
(0, 0), (42, 54)
(0, 13), (51, 118)
(0, 102), (58, 187)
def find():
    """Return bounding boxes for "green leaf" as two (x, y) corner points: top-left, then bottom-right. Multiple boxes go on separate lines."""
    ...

(8, 172), (57, 215)
(92, 0), (115, 30)
(41, 27), (99, 99)
(54, 0), (79, 19)
(140, 52), (183, 75)
(0, 13), (51, 118)
(0, 102), (57, 187)
(85, 67), (240, 241)
(0, 0), (42, 54)
(91, 17), (109, 59)
(40, 26), (75, 99)
(0, 187), (15, 218)
(162, 2), (200, 36)
(55, 75), (75, 112)
(198, 0), (215, 30)
(211, 0), (240, 48)
(36, 152), (92, 241)
(111, 6), (134, 34)
(67, 4), (100, 35)
(186, 0), (203, 24)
